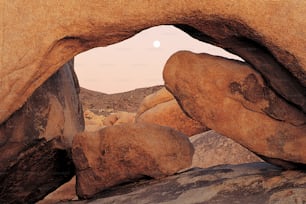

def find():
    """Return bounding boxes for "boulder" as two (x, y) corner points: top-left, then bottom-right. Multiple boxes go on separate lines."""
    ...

(72, 123), (194, 199)
(164, 51), (306, 168)
(136, 87), (174, 116)
(58, 163), (306, 204)
(1, 1), (306, 126)
(190, 130), (262, 168)
(103, 111), (136, 126)
(83, 109), (105, 131)
(136, 88), (208, 136)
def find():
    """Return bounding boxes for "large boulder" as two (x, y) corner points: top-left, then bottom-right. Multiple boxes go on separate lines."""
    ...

(1, 1), (305, 126)
(164, 51), (306, 168)
(136, 88), (208, 136)
(190, 130), (261, 168)
(72, 123), (194, 199)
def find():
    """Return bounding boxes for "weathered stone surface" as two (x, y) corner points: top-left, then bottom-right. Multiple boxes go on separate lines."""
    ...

(72, 123), (194, 199)
(164, 51), (306, 167)
(0, 138), (75, 204)
(1, 1), (306, 124)
(190, 130), (261, 168)
(37, 176), (77, 204)
(0, 60), (84, 173)
(59, 163), (306, 204)
(136, 88), (207, 136)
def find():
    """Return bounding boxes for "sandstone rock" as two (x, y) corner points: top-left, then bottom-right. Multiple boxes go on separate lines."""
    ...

(0, 138), (75, 204)
(1, 1), (306, 125)
(164, 51), (306, 167)
(136, 88), (208, 136)
(103, 111), (136, 126)
(72, 123), (194, 199)
(136, 87), (174, 116)
(190, 130), (262, 168)
(83, 109), (105, 131)
(37, 176), (77, 204)
(59, 163), (306, 204)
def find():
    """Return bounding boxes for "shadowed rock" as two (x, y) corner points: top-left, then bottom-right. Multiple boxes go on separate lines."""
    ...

(72, 123), (194, 199)
(191, 130), (262, 168)
(0, 138), (75, 204)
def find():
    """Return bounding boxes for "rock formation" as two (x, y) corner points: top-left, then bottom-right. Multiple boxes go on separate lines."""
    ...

(164, 51), (306, 168)
(1, 0), (306, 202)
(103, 111), (136, 126)
(191, 130), (261, 168)
(0, 138), (75, 204)
(72, 123), (194, 199)
(0, 60), (83, 203)
(58, 163), (306, 204)
(136, 88), (207, 136)
(1, 1), (305, 125)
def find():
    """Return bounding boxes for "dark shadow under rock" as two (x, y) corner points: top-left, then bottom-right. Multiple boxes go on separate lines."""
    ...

(0, 138), (75, 204)
(59, 162), (306, 204)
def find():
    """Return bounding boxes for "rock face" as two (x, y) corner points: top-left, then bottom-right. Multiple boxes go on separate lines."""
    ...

(0, 59), (84, 171)
(72, 123), (194, 199)
(0, 60), (84, 203)
(190, 130), (262, 168)
(59, 163), (306, 204)
(1, 1), (306, 126)
(136, 88), (207, 136)
(0, 138), (75, 204)
(164, 51), (306, 167)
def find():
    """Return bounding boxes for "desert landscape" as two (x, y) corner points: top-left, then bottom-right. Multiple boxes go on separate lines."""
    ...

(1, 1), (306, 204)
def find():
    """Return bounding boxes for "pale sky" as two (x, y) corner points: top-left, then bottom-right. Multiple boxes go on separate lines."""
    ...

(75, 25), (242, 94)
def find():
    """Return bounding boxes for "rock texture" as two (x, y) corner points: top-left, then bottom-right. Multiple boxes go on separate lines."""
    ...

(190, 130), (262, 168)
(0, 60), (84, 203)
(59, 162), (306, 204)
(136, 88), (207, 136)
(0, 60), (83, 171)
(0, 138), (75, 204)
(72, 123), (194, 199)
(1, 1), (305, 125)
(164, 51), (306, 167)
(37, 176), (78, 204)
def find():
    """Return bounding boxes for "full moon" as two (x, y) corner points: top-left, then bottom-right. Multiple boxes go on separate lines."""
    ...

(153, 40), (161, 48)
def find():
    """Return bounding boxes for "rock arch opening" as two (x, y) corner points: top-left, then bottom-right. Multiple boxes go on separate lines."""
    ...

(74, 25), (242, 94)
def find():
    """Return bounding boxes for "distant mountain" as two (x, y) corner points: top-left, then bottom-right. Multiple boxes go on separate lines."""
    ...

(79, 85), (164, 116)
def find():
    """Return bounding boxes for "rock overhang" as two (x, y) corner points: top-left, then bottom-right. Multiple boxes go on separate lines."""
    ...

(1, 0), (306, 124)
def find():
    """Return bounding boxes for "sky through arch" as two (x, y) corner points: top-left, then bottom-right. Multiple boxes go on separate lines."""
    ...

(75, 25), (242, 94)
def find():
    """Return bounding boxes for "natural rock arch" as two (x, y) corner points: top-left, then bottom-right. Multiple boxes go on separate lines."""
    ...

(1, 1), (305, 124)
(1, 1), (306, 202)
